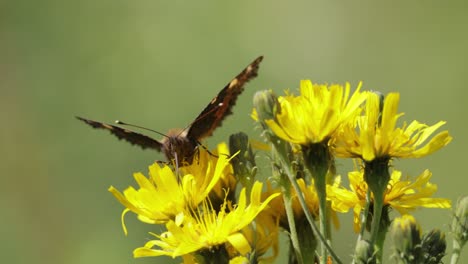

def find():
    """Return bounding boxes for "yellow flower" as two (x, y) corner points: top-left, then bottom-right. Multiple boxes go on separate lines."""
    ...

(201, 143), (237, 202)
(327, 169), (451, 232)
(108, 143), (232, 232)
(335, 92), (452, 161)
(260, 179), (320, 229)
(229, 256), (250, 264)
(133, 181), (280, 258)
(264, 80), (367, 145)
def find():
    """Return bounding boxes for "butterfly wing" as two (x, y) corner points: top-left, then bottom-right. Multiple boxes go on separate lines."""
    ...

(186, 56), (263, 141)
(76, 116), (163, 151)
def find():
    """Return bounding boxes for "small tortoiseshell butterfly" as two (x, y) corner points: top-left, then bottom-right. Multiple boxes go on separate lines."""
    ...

(77, 56), (263, 163)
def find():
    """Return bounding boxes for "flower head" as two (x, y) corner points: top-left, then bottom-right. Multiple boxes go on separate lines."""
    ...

(133, 181), (280, 258)
(185, 142), (237, 205)
(109, 143), (232, 232)
(263, 80), (367, 145)
(327, 169), (451, 232)
(335, 92), (452, 161)
(390, 214), (422, 261)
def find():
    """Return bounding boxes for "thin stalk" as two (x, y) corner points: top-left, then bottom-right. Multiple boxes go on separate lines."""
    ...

(359, 189), (372, 239)
(314, 170), (329, 264)
(374, 216), (389, 264)
(274, 144), (342, 264)
(282, 187), (304, 264)
(363, 158), (390, 263)
(450, 239), (462, 264)
(352, 189), (371, 264)
(369, 191), (384, 263)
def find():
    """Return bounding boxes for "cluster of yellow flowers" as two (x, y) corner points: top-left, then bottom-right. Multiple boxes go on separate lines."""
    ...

(109, 143), (280, 263)
(108, 80), (464, 264)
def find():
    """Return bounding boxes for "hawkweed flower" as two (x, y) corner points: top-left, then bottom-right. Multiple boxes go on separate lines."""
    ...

(264, 80), (367, 145)
(132, 181), (280, 260)
(335, 91), (452, 257)
(256, 81), (366, 263)
(335, 92), (452, 161)
(192, 142), (238, 210)
(327, 169), (451, 233)
(334, 91), (452, 201)
(108, 143), (232, 233)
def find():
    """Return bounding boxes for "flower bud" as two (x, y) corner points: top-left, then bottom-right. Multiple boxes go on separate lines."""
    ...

(390, 214), (422, 263)
(229, 132), (257, 189)
(452, 196), (468, 247)
(252, 90), (279, 121)
(353, 239), (376, 264)
(421, 229), (446, 264)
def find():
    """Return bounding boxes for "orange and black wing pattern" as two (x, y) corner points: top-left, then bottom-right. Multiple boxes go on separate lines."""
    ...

(76, 116), (163, 151)
(187, 56), (263, 141)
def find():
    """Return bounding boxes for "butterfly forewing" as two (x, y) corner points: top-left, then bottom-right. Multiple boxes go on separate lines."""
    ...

(186, 56), (263, 141)
(77, 56), (263, 162)
(76, 116), (163, 151)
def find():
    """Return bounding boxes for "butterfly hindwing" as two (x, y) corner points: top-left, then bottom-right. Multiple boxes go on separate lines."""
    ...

(186, 56), (263, 141)
(76, 116), (163, 151)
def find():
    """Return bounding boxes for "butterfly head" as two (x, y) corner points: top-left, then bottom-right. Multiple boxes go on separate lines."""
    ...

(161, 128), (198, 164)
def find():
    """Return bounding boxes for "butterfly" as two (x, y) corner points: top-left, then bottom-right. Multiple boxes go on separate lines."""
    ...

(77, 56), (263, 163)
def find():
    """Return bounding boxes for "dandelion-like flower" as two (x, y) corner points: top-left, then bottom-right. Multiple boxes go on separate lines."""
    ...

(108, 143), (232, 231)
(327, 169), (451, 232)
(184, 142), (237, 207)
(264, 80), (367, 145)
(133, 181), (280, 258)
(335, 92), (452, 161)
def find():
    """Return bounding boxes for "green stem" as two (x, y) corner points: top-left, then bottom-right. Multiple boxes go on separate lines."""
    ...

(270, 139), (304, 264)
(282, 185), (304, 264)
(360, 189), (372, 238)
(301, 143), (332, 264)
(273, 142), (342, 264)
(363, 158), (390, 263)
(369, 191), (384, 262)
(314, 168), (329, 264)
(352, 189), (371, 264)
(374, 207), (389, 263)
(450, 238), (463, 264)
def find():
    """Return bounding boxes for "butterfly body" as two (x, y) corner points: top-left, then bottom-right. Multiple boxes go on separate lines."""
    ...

(160, 129), (197, 162)
(77, 56), (263, 163)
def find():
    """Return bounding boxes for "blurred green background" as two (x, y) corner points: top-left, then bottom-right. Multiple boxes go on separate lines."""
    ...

(1, 1), (467, 263)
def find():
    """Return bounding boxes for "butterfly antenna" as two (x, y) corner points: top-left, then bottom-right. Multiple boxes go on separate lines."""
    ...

(115, 120), (169, 138)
